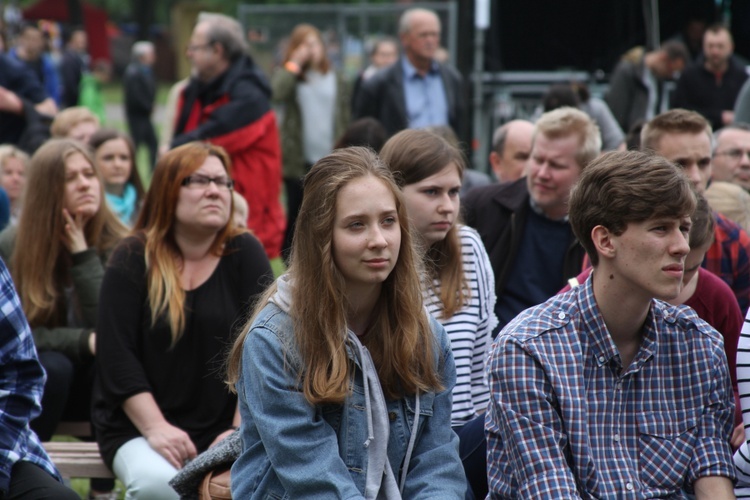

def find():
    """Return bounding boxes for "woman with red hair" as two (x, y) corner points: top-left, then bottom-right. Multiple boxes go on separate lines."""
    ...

(92, 142), (273, 499)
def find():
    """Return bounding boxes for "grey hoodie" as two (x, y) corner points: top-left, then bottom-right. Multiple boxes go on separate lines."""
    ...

(270, 274), (412, 499)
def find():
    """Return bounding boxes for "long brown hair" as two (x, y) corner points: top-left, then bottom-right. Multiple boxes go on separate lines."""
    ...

(380, 129), (469, 319)
(12, 139), (127, 327)
(134, 142), (241, 345)
(283, 23), (330, 75)
(227, 146), (442, 403)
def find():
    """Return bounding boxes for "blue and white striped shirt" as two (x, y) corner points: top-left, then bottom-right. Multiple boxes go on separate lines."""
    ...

(424, 225), (496, 426)
(487, 274), (735, 498)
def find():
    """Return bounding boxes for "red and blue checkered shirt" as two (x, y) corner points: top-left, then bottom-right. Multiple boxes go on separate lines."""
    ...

(486, 274), (736, 498)
(703, 211), (750, 316)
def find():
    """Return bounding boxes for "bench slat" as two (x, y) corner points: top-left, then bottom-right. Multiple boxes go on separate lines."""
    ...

(42, 442), (114, 479)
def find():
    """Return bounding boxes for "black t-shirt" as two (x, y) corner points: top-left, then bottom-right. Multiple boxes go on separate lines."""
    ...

(92, 233), (273, 468)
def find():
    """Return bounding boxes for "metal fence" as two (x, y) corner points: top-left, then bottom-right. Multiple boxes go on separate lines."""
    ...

(236, 2), (458, 80)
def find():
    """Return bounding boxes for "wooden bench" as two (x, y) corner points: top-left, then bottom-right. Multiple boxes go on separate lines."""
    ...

(43, 441), (113, 479)
(54, 420), (92, 438)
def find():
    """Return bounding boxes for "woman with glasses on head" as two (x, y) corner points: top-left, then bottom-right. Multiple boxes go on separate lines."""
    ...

(92, 142), (273, 499)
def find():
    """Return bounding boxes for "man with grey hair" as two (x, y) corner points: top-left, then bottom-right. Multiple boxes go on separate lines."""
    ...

(488, 119), (534, 182)
(353, 7), (464, 137)
(124, 40), (158, 167)
(463, 107), (600, 334)
(711, 123), (750, 192)
(172, 13), (285, 259)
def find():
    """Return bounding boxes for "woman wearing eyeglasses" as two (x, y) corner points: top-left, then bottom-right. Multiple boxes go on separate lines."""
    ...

(92, 142), (273, 499)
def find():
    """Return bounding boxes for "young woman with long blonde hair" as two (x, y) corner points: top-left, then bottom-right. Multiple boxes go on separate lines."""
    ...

(226, 146), (464, 498)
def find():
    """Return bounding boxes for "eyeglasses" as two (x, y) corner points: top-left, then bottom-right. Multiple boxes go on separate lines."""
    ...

(714, 149), (750, 161)
(186, 43), (212, 53)
(181, 174), (234, 190)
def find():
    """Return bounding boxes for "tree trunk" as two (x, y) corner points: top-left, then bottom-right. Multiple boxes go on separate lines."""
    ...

(133, 0), (154, 41)
(68, 0), (83, 26)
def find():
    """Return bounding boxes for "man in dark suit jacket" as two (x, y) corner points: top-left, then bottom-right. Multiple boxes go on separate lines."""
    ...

(353, 7), (465, 137)
(124, 41), (158, 168)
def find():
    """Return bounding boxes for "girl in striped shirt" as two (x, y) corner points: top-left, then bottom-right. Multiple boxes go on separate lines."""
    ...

(381, 129), (497, 499)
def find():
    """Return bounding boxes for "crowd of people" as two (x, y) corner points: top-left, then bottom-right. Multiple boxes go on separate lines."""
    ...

(2, 4), (750, 500)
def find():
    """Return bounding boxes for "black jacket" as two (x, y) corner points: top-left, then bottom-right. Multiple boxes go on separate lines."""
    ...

(123, 62), (156, 117)
(353, 58), (465, 137)
(462, 178), (586, 306)
(672, 57), (749, 131)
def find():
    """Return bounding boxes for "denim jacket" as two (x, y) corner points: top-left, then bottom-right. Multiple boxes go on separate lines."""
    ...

(231, 302), (465, 499)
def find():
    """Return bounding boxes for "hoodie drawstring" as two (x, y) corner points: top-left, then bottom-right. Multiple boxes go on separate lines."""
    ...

(399, 391), (419, 494)
(350, 332), (375, 449)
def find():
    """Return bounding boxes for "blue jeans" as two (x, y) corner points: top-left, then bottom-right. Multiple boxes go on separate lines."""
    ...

(454, 414), (488, 500)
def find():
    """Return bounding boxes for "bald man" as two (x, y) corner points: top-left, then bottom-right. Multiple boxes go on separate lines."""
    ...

(489, 120), (534, 182)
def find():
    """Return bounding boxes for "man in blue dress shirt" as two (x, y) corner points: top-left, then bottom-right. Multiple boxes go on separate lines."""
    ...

(353, 7), (465, 137)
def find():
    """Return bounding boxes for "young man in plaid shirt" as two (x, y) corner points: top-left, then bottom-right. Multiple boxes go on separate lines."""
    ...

(486, 150), (736, 498)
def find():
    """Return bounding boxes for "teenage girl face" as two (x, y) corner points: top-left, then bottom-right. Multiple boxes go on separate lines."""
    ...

(63, 152), (101, 222)
(95, 138), (133, 190)
(332, 175), (401, 295)
(401, 162), (461, 246)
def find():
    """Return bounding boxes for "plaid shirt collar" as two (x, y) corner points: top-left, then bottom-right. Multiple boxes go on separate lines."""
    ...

(576, 272), (663, 374)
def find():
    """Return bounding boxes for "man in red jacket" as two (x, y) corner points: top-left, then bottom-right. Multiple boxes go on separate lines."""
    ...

(173, 13), (285, 258)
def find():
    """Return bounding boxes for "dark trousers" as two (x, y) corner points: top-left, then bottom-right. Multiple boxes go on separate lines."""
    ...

(127, 113), (158, 169)
(7, 461), (79, 499)
(32, 351), (114, 492)
(454, 414), (488, 500)
(281, 176), (304, 264)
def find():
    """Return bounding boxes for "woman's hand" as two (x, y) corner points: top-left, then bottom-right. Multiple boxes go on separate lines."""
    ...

(289, 44), (311, 67)
(62, 208), (88, 254)
(144, 422), (197, 469)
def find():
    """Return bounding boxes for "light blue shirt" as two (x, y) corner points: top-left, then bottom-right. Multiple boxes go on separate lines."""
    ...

(401, 58), (448, 129)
